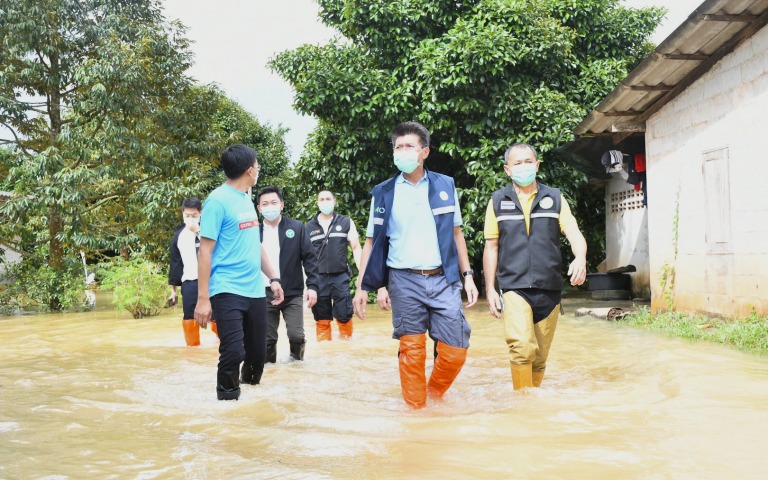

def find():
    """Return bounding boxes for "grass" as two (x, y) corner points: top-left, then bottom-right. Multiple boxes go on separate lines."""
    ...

(621, 307), (768, 356)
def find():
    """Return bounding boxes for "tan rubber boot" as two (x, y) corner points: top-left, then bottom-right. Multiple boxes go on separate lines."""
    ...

(337, 319), (353, 339)
(532, 368), (545, 387)
(427, 342), (468, 399)
(316, 320), (332, 341)
(182, 319), (200, 346)
(511, 363), (533, 391)
(398, 334), (427, 409)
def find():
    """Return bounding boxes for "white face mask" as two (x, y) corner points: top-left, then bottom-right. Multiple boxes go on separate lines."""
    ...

(183, 217), (200, 228)
(318, 200), (335, 215)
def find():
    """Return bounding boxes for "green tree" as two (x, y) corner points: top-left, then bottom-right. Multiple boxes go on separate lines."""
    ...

(270, 0), (664, 278)
(0, 0), (221, 309)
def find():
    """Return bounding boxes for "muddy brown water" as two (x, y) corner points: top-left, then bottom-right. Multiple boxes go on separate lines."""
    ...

(1, 292), (767, 479)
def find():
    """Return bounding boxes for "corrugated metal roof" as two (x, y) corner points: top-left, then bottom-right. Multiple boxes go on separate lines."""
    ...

(574, 0), (768, 137)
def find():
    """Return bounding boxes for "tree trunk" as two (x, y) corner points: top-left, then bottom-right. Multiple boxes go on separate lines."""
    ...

(48, 51), (63, 272)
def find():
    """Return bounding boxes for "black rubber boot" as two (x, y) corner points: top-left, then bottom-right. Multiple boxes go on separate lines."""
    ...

(240, 361), (263, 385)
(289, 340), (305, 361)
(217, 386), (240, 401)
(265, 342), (277, 364)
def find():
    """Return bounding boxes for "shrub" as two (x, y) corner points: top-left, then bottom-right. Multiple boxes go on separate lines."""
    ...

(99, 255), (167, 319)
(0, 254), (90, 314)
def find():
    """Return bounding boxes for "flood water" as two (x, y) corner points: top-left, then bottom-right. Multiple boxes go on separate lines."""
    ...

(1, 291), (768, 479)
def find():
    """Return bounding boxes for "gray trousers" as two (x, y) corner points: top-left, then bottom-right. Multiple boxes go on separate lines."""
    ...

(265, 291), (305, 345)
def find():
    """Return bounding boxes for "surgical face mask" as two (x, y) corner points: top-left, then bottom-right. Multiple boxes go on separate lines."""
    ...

(510, 163), (537, 187)
(393, 150), (421, 174)
(183, 217), (200, 228)
(318, 200), (335, 215)
(261, 206), (280, 221)
(249, 165), (260, 186)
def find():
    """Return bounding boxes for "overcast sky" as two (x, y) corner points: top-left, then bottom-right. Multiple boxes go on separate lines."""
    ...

(162, 0), (704, 162)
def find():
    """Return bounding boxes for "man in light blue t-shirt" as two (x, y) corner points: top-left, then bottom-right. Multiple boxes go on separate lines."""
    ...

(195, 144), (284, 401)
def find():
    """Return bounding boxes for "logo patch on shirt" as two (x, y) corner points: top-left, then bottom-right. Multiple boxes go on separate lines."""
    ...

(286, 229), (295, 238)
(375, 206), (386, 214)
(539, 197), (554, 209)
(439, 190), (449, 201)
(239, 220), (258, 230)
(500, 201), (516, 210)
(310, 228), (322, 236)
(335, 225), (342, 231)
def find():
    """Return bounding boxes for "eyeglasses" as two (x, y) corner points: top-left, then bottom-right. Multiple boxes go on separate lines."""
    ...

(183, 213), (200, 219)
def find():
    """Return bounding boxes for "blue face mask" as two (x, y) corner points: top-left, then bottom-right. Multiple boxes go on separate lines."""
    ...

(261, 206), (280, 221)
(394, 150), (421, 174)
(511, 163), (537, 187)
(318, 201), (334, 215)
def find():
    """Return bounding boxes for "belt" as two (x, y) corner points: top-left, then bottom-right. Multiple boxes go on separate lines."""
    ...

(402, 267), (443, 276)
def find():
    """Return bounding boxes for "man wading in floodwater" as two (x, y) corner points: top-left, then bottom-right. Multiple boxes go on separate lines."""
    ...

(483, 143), (587, 391)
(194, 144), (284, 401)
(353, 121), (478, 409)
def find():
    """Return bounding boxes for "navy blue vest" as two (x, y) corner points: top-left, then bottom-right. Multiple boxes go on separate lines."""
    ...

(361, 170), (460, 290)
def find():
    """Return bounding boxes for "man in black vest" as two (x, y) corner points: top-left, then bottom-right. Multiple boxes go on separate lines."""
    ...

(306, 190), (362, 340)
(257, 186), (319, 362)
(483, 143), (587, 391)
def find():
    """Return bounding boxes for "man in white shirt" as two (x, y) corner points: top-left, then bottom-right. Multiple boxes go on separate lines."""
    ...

(257, 186), (319, 362)
(168, 197), (218, 346)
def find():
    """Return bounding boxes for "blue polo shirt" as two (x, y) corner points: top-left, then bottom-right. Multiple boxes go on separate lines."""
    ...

(200, 184), (265, 298)
(366, 173), (463, 270)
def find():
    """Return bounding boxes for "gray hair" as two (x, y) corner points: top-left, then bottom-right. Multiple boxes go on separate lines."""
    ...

(503, 143), (538, 163)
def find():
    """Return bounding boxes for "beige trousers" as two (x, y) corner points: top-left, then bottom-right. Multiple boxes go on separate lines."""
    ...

(501, 291), (559, 372)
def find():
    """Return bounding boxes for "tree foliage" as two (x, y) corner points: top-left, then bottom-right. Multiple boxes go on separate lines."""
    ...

(0, 0), (290, 310)
(270, 0), (664, 278)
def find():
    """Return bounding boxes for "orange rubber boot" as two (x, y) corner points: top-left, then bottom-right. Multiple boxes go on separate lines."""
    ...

(316, 320), (332, 341)
(398, 334), (427, 409)
(337, 319), (353, 339)
(427, 342), (468, 399)
(210, 321), (219, 338)
(532, 368), (545, 387)
(182, 319), (200, 346)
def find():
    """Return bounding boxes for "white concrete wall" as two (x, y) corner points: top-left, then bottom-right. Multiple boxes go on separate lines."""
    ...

(645, 25), (768, 316)
(605, 176), (650, 298)
(0, 243), (22, 281)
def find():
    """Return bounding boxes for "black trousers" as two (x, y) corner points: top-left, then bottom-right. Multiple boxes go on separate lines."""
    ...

(210, 293), (267, 394)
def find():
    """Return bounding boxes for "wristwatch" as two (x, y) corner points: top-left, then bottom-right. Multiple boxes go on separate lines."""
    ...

(462, 269), (475, 277)
(269, 278), (281, 284)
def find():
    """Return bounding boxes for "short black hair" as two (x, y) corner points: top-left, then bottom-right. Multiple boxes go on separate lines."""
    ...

(390, 121), (430, 148)
(504, 143), (538, 163)
(220, 144), (257, 179)
(181, 197), (202, 211)
(257, 186), (283, 203)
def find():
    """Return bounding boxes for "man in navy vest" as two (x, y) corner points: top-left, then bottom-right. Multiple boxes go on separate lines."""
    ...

(306, 190), (362, 340)
(353, 121), (478, 409)
(482, 143), (587, 391)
